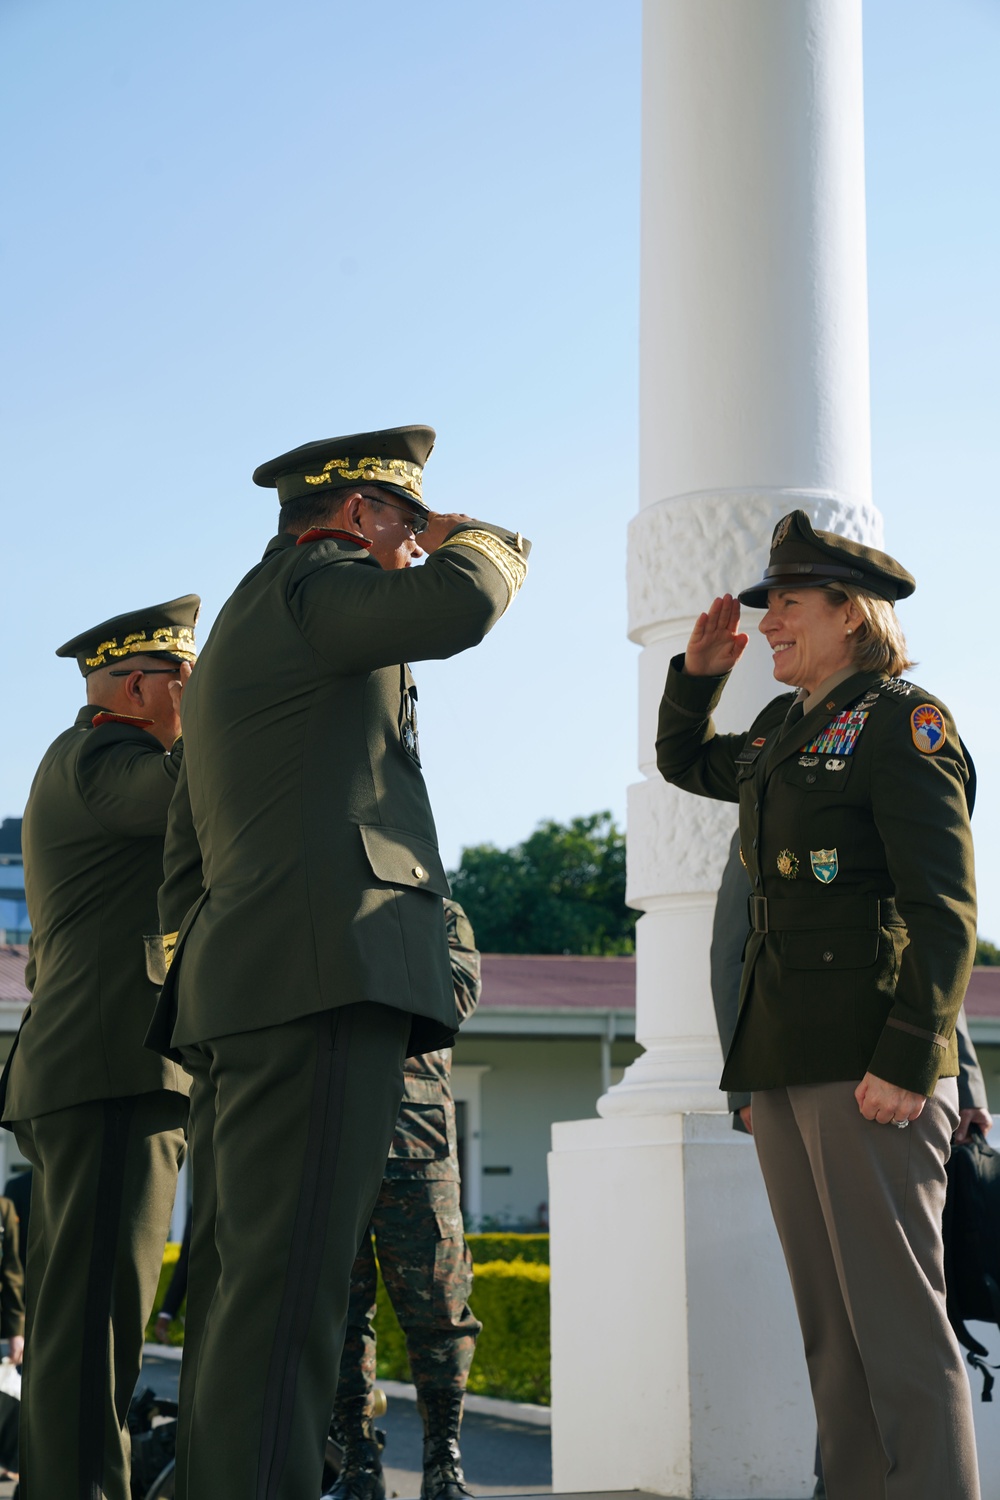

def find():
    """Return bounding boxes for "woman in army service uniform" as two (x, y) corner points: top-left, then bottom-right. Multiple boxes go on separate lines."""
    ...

(656, 511), (980, 1500)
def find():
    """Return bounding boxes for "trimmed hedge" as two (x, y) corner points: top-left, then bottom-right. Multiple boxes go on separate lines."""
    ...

(375, 1253), (550, 1405)
(145, 1240), (183, 1345)
(147, 1233), (553, 1404)
(466, 1233), (549, 1265)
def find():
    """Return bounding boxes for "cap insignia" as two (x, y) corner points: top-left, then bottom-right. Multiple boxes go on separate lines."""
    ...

(772, 515), (793, 547)
(303, 455), (423, 502)
(84, 626), (197, 671)
(911, 704), (946, 754)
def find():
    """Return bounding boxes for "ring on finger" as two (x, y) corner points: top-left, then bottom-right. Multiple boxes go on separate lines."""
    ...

(892, 1119), (909, 1129)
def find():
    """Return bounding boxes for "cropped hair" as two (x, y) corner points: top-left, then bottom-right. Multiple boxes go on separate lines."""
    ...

(278, 493), (346, 534)
(279, 485), (402, 535)
(822, 583), (915, 679)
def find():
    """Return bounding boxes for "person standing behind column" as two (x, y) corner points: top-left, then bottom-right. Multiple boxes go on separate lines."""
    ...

(0, 597), (198, 1500)
(149, 424), (528, 1500)
(326, 899), (483, 1500)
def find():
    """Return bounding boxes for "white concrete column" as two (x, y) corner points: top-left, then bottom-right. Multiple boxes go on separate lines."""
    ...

(550, 4), (882, 1496)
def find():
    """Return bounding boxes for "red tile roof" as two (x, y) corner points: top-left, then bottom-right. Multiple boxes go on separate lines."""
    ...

(0, 946), (637, 1014)
(0, 945), (29, 1003)
(479, 954), (635, 1011)
(964, 967), (1000, 1018)
(2, 938), (997, 1022)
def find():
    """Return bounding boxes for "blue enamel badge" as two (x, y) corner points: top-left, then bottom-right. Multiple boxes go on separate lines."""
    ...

(810, 849), (838, 883)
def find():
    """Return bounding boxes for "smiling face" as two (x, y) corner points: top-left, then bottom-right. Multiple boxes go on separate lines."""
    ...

(759, 588), (862, 695)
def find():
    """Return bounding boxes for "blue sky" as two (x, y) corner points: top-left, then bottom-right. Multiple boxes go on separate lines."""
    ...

(2, 0), (998, 935)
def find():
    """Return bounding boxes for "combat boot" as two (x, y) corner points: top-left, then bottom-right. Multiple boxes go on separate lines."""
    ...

(418, 1391), (472, 1500)
(322, 1394), (386, 1500)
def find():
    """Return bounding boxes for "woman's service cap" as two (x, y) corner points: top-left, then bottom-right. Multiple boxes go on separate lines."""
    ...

(737, 510), (916, 609)
(56, 595), (201, 676)
(253, 425), (436, 515)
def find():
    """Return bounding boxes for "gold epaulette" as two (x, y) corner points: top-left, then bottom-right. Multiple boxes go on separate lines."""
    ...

(438, 529), (528, 610)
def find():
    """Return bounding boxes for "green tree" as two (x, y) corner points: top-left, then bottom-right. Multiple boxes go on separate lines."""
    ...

(977, 936), (1000, 966)
(448, 812), (635, 955)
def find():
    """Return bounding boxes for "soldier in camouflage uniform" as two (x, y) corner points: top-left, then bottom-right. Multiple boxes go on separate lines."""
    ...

(325, 900), (482, 1500)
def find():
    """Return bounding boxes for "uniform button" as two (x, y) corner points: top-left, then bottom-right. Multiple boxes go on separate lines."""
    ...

(413, 864), (426, 880)
(751, 838), (758, 849)
(755, 876), (761, 887)
(806, 774), (817, 784)
(823, 951), (834, 963)
(754, 802), (759, 811)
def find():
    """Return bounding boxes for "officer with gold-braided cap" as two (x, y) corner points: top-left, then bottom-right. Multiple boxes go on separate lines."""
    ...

(1, 593), (199, 1498)
(149, 424), (528, 1500)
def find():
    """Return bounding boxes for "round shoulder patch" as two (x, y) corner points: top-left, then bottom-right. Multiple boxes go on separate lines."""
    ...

(910, 703), (947, 754)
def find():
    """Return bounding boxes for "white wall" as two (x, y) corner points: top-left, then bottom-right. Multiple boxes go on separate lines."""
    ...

(453, 1035), (640, 1227)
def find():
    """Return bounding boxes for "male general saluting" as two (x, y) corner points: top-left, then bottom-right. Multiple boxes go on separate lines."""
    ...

(150, 425), (529, 1500)
(1, 596), (198, 1499)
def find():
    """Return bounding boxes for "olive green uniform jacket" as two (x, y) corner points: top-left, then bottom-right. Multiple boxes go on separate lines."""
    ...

(711, 829), (988, 1121)
(150, 522), (527, 1058)
(657, 659), (977, 1098)
(2, 708), (191, 1124)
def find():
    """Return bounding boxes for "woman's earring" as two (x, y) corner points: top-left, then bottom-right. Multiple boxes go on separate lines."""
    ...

(846, 627), (853, 635)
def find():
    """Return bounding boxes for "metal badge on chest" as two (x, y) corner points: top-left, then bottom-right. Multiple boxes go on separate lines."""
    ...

(399, 665), (421, 765)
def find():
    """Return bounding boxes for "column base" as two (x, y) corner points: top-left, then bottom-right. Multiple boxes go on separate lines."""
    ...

(548, 1111), (814, 1500)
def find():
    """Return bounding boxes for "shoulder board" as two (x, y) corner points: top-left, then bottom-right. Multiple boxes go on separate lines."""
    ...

(90, 711), (155, 729)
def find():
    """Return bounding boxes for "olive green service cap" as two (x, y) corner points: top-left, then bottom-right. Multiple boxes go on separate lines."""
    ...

(56, 594), (201, 676)
(253, 425), (436, 514)
(738, 510), (916, 609)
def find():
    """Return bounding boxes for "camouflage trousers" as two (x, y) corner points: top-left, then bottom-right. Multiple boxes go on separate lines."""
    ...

(337, 1176), (482, 1399)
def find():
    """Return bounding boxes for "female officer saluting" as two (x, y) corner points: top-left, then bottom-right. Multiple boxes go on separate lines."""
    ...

(656, 511), (980, 1500)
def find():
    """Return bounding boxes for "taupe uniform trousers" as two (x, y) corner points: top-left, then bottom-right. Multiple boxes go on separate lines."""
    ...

(753, 1079), (979, 1500)
(174, 1002), (409, 1500)
(13, 1090), (187, 1500)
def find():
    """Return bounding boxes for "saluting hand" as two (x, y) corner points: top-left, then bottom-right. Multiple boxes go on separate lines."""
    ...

(684, 595), (750, 677)
(855, 1071), (926, 1126)
(167, 659), (193, 713)
(420, 512), (473, 554)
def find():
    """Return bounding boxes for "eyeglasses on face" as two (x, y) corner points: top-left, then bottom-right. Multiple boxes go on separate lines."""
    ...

(365, 495), (429, 536)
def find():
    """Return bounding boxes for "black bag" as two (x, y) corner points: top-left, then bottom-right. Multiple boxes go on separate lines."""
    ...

(943, 1125), (1000, 1400)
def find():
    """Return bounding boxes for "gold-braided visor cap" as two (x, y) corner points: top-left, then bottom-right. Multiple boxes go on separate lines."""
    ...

(738, 510), (916, 609)
(253, 424), (436, 515)
(56, 594), (201, 676)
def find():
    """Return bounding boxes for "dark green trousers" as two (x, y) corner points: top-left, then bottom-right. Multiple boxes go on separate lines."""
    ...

(175, 1003), (408, 1500)
(13, 1090), (187, 1500)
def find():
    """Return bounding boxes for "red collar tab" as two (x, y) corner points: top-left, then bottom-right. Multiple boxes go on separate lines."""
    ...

(91, 711), (155, 729)
(295, 528), (372, 550)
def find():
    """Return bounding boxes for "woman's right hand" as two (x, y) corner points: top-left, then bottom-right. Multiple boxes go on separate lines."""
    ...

(684, 595), (749, 676)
